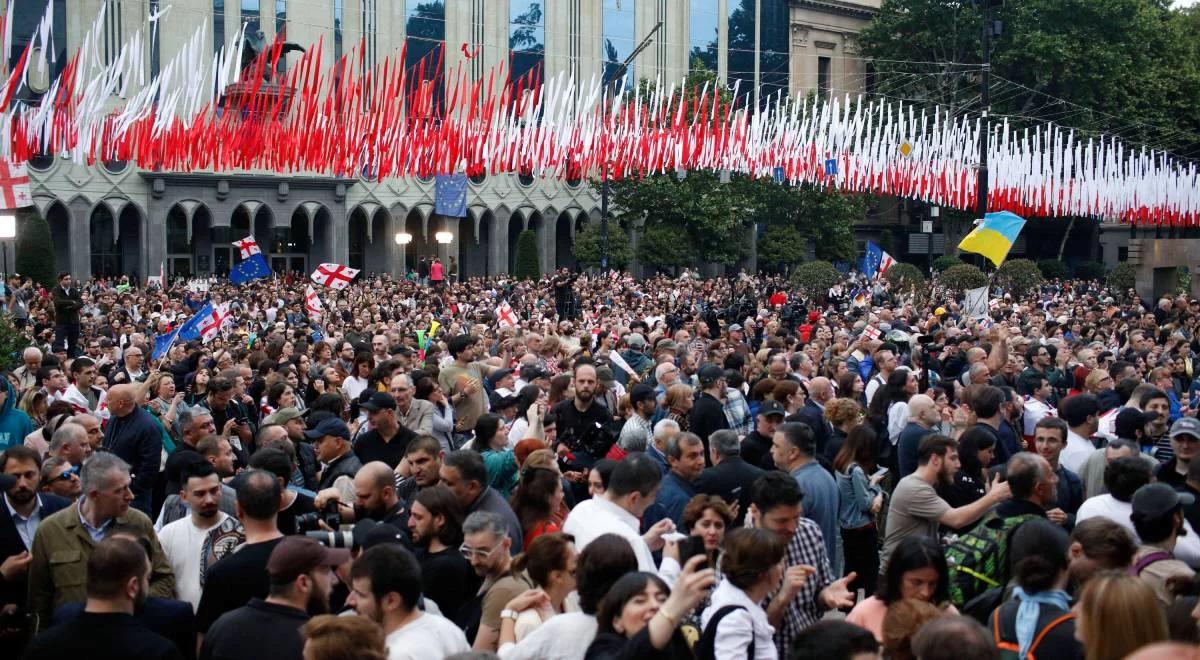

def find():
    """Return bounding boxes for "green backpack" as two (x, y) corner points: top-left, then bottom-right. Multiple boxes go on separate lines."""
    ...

(945, 512), (1039, 607)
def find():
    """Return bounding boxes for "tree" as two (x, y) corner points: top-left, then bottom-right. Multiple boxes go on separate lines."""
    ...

(886, 263), (926, 295)
(995, 259), (1044, 298)
(1036, 259), (1070, 281)
(1074, 260), (1107, 281)
(1108, 263), (1137, 294)
(16, 208), (56, 288)
(932, 255), (964, 272)
(572, 221), (632, 270)
(0, 319), (28, 371)
(757, 225), (807, 273)
(636, 225), (696, 272)
(513, 230), (540, 280)
(791, 261), (842, 300)
(939, 263), (988, 292)
(735, 181), (865, 264)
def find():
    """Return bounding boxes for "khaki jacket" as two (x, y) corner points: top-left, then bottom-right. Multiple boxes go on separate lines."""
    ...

(28, 502), (175, 631)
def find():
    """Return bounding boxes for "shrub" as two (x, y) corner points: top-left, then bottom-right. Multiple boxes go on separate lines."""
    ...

(886, 262), (925, 294)
(512, 230), (540, 280)
(0, 319), (28, 372)
(1108, 263), (1136, 292)
(1036, 259), (1069, 280)
(995, 259), (1044, 298)
(790, 261), (843, 299)
(1074, 260), (1107, 281)
(938, 263), (988, 292)
(931, 255), (964, 272)
(572, 221), (632, 270)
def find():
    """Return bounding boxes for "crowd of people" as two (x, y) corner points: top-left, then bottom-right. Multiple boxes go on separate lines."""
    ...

(2, 265), (1200, 660)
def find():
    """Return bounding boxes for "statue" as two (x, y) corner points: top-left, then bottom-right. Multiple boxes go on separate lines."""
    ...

(240, 29), (306, 83)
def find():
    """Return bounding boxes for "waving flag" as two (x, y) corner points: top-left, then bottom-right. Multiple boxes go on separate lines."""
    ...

(311, 263), (360, 289)
(232, 235), (262, 259)
(495, 301), (517, 328)
(958, 211), (1027, 267)
(862, 325), (882, 341)
(860, 240), (895, 279)
(177, 302), (215, 341)
(198, 303), (231, 343)
(305, 285), (324, 318)
(0, 160), (32, 208)
(152, 328), (181, 360)
(230, 253), (271, 284)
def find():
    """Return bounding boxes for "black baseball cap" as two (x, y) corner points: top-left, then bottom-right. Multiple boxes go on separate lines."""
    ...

(758, 400), (786, 419)
(1131, 483), (1195, 520)
(360, 391), (397, 413)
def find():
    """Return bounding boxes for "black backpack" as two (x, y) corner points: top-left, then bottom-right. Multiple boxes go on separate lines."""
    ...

(695, 605), (756, 660)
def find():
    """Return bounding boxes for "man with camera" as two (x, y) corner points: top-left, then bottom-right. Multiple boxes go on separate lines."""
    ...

(312, 462), (409, 535)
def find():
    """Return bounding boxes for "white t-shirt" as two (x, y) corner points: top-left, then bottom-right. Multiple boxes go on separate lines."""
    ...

(157, 512), (229, 611)
(386, 612), (470, 660)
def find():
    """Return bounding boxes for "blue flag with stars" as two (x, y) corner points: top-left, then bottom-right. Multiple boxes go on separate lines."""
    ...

(435, 174), (468, 217)
(860, 240), (884, 279)
(152, 328), (180, 361)
(230, 253), (272, 285)
(177, 302), (213, 341)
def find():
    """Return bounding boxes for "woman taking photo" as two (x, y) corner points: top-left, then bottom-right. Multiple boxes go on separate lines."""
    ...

(939, 425), (995, 513)
(510, 465), (565, 548)
(699, 528), (785, 659)
(415, 374), (455, 451)
(834, 424), (885, 599)
(846, 536), (958, 642)
(472, 413), (519, 498)
(507, 385), (547, 447)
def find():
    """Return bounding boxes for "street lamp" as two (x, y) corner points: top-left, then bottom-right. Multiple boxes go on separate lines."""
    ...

(0, 212), (15, 277)
(435, 231), (453, 244)
(394, 232), (413, 245)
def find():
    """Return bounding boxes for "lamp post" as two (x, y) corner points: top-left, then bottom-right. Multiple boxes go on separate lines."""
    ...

(976, 1), (1003, 224)
(0, 212), (15, 277)
(926, 206), (940, 275)
(435, 231), (453, 264)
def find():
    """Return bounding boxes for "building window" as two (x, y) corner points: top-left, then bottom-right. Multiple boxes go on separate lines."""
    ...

(241, 0), (261, 34)
(1118, 247), (1128, 262)
(602, 0), (636, 89)
(406, 0), (446, 117)
(275, 0), (287, 73)
(333, 0), (343, 63)
(214, 0), (225, 55)
(8, 1), (67, 88)
(689, 0), (719, 72)
(509, 1), (545, 99)
(818, 56), (831, 98)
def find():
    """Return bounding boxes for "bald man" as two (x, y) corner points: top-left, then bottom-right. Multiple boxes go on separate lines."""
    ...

(897, 394), (941, 477)
(101, 384), (163, 515)
(792, 376), (835, 456)
(318, 461), (409, 532)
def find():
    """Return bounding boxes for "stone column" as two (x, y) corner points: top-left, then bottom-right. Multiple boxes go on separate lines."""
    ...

(490, 209), (511, 276)
(67, 198), (92, 280)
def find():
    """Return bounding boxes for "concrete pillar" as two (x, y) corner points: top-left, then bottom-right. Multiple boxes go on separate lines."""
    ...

(491, 209), (511, 276)
(744, 222), (759, 274)
(67, 198), (92, 281)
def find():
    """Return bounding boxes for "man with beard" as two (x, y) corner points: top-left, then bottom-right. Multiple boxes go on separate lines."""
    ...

(1, 446), (70, 645)
(551, 362), (614, 488)
(396, 435), (443, 503)
(1129, 483), (1195, 605)
(406, 485), (478, 621)
(199, 536), (346, 660)
(20, 537), (179, 660)
(881, 434), (1012, 569)
(156, 462), (231, 611)
(347, 544), (470, 660)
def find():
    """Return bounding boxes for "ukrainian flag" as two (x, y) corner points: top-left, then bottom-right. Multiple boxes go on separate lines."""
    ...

(957, 211), (1027, 266)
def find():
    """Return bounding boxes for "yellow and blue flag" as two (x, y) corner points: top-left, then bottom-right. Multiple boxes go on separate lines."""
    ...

(957, 211), (1026, 266)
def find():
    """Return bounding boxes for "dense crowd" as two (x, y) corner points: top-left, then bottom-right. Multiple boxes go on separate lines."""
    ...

(2, 266), (1200, 660)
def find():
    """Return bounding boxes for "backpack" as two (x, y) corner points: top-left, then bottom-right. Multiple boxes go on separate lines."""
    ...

(1129, 550), (1173, 576)
(695, 605), (755, 660)
(945, 512), (1039, 607)
(992, 604), (1075, 660)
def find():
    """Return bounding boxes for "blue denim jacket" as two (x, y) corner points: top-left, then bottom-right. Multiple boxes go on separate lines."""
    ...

(836, 463), (881, 530)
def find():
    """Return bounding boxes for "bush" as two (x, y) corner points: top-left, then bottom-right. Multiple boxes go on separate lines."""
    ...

(512, 230), (540, 280)
(931, 255), (964, 272)
(1036, 259), (1069, 281)
(995, 259), (1044, 298)
(938, 263), (988, 292)
(758, 225), (808, 272)
(0, 319), (28, 372)
(1074, 260), (1107, 281)
(1108, 263), (1137, 292)
(790, 261), (843, 299)
(572, 221), (632, 270)
(15, 209), (56, 289)
(886, 262), (925, 294)
(635, 224), (696, 271)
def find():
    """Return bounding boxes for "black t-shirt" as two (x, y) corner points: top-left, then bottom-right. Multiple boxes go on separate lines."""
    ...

(195, 537), (285, 633)
(277, 491), (318, 535)
(200, 599), (309, 660)
(353, 425), (416, 469)
(551, 399), (613, 466)
(20, 612), (182, 660)
(416, 546), (481, 623)
(741, 431), (775, 470)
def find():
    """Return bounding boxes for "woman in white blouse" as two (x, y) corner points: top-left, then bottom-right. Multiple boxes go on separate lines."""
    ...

(699, 528), (786, 660)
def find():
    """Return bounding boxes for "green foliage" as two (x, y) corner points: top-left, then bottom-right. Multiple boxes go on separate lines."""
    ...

(0, 319), (28, 372)
(1178, 266), (1192, 295)
(1036, 259), (1070, 281)
(859, 0), (1200, 154)
(572, 221), (632, 270)
(1074, 260), (1107, 281)
(757, 225), (808, 272)
(734, 181), (865, 263)
(513, 230), (540, 280)
(994, 259), (1044, 298)
(636, 225), (697, 271)
(1108, 263), (1137, 292)
(932, 255), (964, 272)
(790, 261), (843, 300)
(15, 209), (55, 289)
(939, 263), (989, 292)
(886, 263), (926, 294)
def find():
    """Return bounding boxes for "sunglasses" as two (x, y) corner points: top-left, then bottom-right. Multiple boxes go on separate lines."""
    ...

(54, 465), (80, 481)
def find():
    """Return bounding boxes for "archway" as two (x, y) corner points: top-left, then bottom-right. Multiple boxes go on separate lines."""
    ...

(192, 206), (213, 275)
(45, 201), (71, 275)
(89, 206), (117, 278)
(555, 211), (576, 270)
(252, 205), (274, 258)
(117, 205), (144, 281)
(280, 208), (310, 275)
(367, 208), (393, 276)
(459, 210), (490, 279)
(507, 209), (526, 273)
(402, 209), (423, 276)
(348, 207), (368, 271)
(310, 206), (333, 268)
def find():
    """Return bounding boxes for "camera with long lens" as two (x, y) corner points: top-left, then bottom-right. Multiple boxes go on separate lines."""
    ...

(305, 530), (354, 549)
(296, 500), (342, 533)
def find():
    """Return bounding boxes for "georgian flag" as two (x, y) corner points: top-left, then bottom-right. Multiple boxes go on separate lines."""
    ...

(0, 160), (32, 208)
(878, 251), (896, 276)
(862, 325), (882, 341)
(233, 235), (261, 259)
(495, 301), (517, 328)
(310, 263), (360, 290)
(198, 303), (231, 343)
(305, 285), (324, 319)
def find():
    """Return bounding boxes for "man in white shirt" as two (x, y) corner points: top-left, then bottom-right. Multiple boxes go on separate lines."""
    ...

(1058, 394), (1101, 473)
(563, 452), (675, 572)
(865, 349), (897, 406)
(1023, 373), (1056, 443)
(347, 544), (469, 660)
(157, 462), (231, 611)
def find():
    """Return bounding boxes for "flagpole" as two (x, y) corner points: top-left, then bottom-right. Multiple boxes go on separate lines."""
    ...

(155, 329), (180, 370)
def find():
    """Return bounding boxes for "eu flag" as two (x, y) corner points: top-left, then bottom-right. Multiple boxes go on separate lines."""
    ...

(177, 302), (213, 342)
(435, 174), (469, 217)
(230, 253), (272, 285)
(152, 328), (181, 361)
(860, 240), (884, 279)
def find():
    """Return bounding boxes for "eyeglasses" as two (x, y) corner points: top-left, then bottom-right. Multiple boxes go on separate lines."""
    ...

(55, 465), (80, 481)
(459, 542), (503, 560)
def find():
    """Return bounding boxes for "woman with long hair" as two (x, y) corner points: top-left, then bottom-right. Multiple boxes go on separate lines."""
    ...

(510, 465), (565, 548)
(547, 373), (573, 408)
(584, 564), (715, 660)
(1074, 573), (1168, 660)
(834, 424), (885, 599)
(471, 413), (519, 498)
(867, 369), (914, 447)
(414, 374), (455, 451)
(939, 425), (995, 513)
(507, 385), (547, 447)
(342, 352), (374, 401)
(505, 533), (580, 640)
(664, 384), (693, 433)
(184, 366), (211, 406)
(846, 536), (958, 642)
(837, 371), (867, 408)
(18, 389), (48, 428)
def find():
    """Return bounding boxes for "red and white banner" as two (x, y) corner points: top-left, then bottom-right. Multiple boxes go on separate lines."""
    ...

(198, 303), (230, 343)
(862, 325), (882, 341)
(0, 160), (32, 208)
(495, 301), (517, 328)
(311, 263), (360, 290)
(305, 285), (323, 318)
(878, 251), (896, 277)
(233, 235), (261, 259)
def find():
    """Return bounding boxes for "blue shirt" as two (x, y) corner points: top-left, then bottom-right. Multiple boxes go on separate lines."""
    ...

(5, 493), (42, 550)
(792, 460), (840, 574)
(76, 498), (113, 543)
(649, 471), (696, 528)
